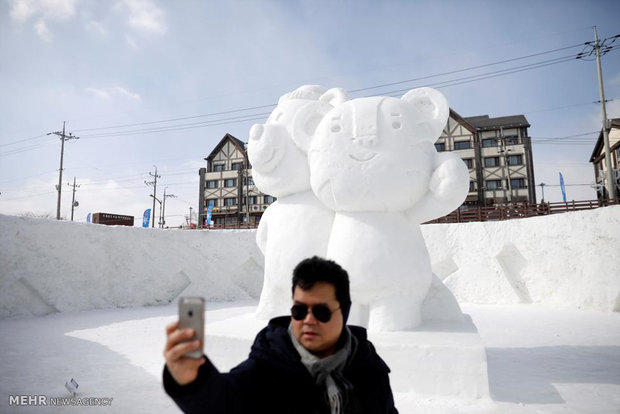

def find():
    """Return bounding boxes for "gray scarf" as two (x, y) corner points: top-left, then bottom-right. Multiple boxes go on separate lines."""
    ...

(288, 324), (354, 414)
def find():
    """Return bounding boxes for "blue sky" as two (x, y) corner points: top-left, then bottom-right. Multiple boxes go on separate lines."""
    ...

(1, 0), (619, 226)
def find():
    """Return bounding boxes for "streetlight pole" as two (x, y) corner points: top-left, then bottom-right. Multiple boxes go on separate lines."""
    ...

(162, 188), (176, 228)
(150, 195), (162, 228)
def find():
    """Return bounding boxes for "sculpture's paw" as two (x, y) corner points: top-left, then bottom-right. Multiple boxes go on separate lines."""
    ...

(429, 155), (469, 203)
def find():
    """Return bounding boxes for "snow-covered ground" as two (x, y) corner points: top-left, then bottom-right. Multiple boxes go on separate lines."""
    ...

(1, 208), (619, 412)
(1, 301), (619, 413)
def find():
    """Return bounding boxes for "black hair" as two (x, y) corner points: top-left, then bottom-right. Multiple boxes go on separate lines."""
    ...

(292, 256), (351, 322)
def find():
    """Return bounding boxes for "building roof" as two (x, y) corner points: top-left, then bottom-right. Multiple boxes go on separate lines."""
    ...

(205, 133), (246, 161)
(589, 118), (620, 162)
(448, 108), (477, 134)
(463, 114), (531, 130)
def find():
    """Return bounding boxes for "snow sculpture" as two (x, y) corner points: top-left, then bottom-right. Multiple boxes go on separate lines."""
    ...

(248, 85), (348, 319)
(308, 87), (469, 331)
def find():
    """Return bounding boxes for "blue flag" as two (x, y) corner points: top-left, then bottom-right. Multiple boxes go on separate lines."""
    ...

(559, 172), (566, 203)
(86, 213), (91, 223)
(205, 202), (214, 227)
(143, 209), (151, 228)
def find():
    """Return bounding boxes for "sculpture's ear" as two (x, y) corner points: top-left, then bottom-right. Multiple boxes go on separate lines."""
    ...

(401, 87), (449, 140)
(278, 84), (328, 104)
(319, 88), (348, 107)
(290, 101), (332, 153)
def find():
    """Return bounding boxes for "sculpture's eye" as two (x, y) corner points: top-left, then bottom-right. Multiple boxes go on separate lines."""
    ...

(392, 121), (402, 129)
(331, 124), (342, 133)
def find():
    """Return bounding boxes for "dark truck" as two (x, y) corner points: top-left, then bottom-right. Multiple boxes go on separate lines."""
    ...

(91, 212), (134, 226)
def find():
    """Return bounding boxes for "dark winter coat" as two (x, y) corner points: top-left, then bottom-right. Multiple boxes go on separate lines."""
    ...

(163, 316), (398, 414)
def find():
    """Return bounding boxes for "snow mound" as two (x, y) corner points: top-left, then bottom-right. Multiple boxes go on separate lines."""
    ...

(423, 205), (620, 312)
(0, 215), (263, 319)
(1, 206), (619, 319)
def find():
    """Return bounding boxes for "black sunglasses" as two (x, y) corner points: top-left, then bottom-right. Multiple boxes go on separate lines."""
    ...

(291, 304), (340, 323)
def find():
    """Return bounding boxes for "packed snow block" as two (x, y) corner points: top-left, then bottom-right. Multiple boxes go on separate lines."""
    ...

(424, 206), (620, 312)
(495, 242), (531, 304)
(369, 317), (490, 399)
(0, 214), (264, 319)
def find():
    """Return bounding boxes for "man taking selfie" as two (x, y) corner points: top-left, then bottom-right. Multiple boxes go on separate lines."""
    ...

(163, 256), (398, 413)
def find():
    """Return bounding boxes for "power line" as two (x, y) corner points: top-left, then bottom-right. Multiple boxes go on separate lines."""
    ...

(380, 55), (580, 97)
(79, 113), (270, 139)
(350, 42), (586, 94)
(73, 104), (276, 133)
(0, 134), (48, 148)
(2, 40), (597, 149)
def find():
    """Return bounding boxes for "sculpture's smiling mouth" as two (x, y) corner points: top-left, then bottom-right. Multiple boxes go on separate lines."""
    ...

(349, 150), (377, 162)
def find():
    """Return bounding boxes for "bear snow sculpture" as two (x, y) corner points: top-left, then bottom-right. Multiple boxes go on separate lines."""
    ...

(308, 87), (469, 331)
(248, 85), (347, 319)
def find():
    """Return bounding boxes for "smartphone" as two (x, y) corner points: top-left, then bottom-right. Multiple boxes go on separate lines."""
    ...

(178, 297), (205, 359)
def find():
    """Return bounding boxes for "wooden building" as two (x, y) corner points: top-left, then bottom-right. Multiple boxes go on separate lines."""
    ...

(198, 134), (273, 227)
(590, 118), (620, 200)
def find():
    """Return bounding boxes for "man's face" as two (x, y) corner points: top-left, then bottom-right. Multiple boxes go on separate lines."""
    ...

(291, 282), (343, 358)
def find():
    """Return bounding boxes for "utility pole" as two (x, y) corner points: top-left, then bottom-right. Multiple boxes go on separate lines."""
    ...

(67, 177), (80, 221)
(48, 122), (79, 220)
(162, 187), (176, 228)
(189, 206), (193, 228)
(150, 195), (162, 227)
(578, 27), (618, 200)
(144, 166), (160, 228)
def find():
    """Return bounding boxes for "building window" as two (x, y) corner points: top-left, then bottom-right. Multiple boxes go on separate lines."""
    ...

(486, 180), (502, 190)
(246, 196), (257, 204)
(224, 178), (237, 187)
(434, 143), (445, 152)
(244, 176), (255, 186)
(264, 195), (276, 204)
(482, 138), (498, 148)
(224, 197), (237, 206)
(206, 180), (218, 189)
(507, 154), (523, 165)
(205, 199), (218, 208)
(469, 182), (476, 192)
(454, 140), (471, 150)
(232, 162), (244, 171)
(213, 164), (224, 172)
(505, 135), (520, 145)
(484, 157), (500, 167)
(463, 158), (474, 169)
(510, 178), (526, 189)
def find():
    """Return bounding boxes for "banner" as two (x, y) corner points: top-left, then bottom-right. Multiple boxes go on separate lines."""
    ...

(142, 209), (151, 228)
(86, 213), (91, 223)
(559, 172), (567, 203)
(205, 202), (214, 227)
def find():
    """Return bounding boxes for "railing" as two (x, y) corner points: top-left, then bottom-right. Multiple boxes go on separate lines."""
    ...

(201, 222), (260, 230)
(425, 199), (619, 224)
(189, 199), (619, 229)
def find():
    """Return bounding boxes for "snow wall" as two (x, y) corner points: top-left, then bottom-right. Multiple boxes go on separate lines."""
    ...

(1, 206), (619, 319)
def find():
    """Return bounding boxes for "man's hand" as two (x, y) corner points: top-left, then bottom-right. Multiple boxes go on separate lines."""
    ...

(164, 321), (206, 386)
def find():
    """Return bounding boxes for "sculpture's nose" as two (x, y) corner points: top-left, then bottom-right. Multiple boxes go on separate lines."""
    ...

(249, 124), (264, 141)
(352, 101), (378, 147)
(353, 134), (377, 147)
